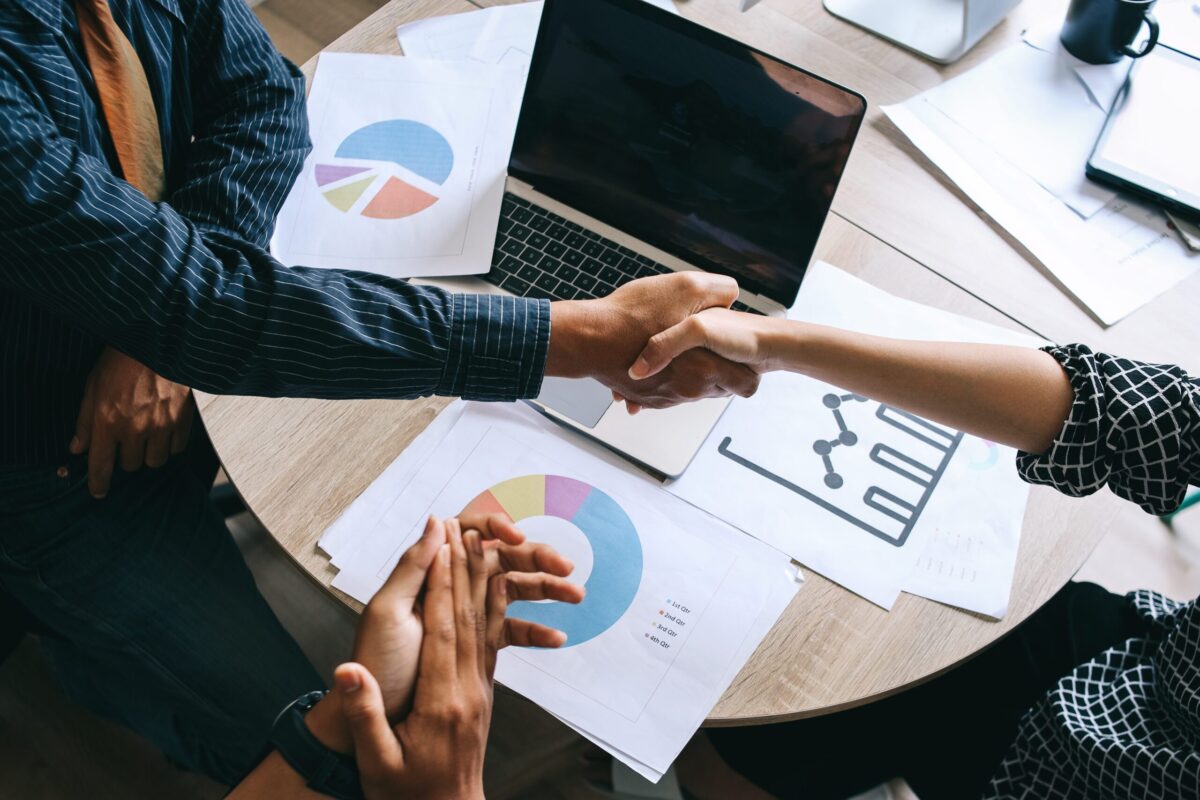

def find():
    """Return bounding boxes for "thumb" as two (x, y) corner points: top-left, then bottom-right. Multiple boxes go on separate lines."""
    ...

(334, 663), (404, 777)
(628, 316), (707, 380)
(71, 373), (97, 454)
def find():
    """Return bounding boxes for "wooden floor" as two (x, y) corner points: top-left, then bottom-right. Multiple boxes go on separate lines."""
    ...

(2, 2), (1199, 798)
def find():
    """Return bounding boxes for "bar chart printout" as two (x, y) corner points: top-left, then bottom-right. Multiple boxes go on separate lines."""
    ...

(668, 261), (1037, 613)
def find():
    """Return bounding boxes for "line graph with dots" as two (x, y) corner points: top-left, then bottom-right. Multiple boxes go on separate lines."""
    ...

(718, 396), (964, 548)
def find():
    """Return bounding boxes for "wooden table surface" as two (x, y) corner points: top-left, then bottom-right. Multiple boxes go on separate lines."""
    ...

(199, 0), (1195, 725)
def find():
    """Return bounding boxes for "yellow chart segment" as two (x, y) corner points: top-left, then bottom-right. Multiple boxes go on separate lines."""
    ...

(488, 474), (545, 522)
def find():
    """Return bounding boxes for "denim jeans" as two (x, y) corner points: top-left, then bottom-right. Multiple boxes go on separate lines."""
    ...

(0, 432), (321, 785)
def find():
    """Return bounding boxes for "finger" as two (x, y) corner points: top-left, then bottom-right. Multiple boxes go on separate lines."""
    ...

(144, 431), (171, 469)
(119, 431), (146, 472)
(170, 396), (195, 455)
(373, 516), (446, 614)
(71, 376), (96, 455)
(415, 544), (456, 707)
(455, 511), (525, 546)
(333, 663), (404, 777)
(446, 520), (479, 680)
(87, 422), (118, 499)
(485, 573), (508, 674)
(684, 272), (739, 311)
(497, 540), (574, 577)
(629, 316), (708, 379)
(626, 401), (643, 415)
(506, 572), (586, 604)
(467, 531), (498, 673)
(718, 363), (762, 400)
(503, 618), (568, 649)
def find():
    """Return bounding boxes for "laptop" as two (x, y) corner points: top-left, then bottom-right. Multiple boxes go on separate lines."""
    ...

(469, 0), (866, 477)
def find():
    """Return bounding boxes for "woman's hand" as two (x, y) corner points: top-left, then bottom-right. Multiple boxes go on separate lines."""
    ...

(334, 521), (510, 800)
(629, 308), (784, 380)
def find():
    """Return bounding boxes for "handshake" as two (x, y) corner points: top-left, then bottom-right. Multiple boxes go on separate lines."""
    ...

(545, 272), (763, 412)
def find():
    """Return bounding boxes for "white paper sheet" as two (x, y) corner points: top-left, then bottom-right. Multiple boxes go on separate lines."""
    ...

(396, 0), (678, 74)
(330, 402), (799, 779)
(1020, 23), (1131, 113)
(925, 39), (1115, 217)
(271, 54), (524, 278)
(668, 262), (1038, 616)
(883, 68), (1199, 325)
(318, 401), (467, 566)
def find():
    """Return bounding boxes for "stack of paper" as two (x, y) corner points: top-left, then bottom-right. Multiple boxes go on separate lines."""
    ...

(321, 401), (801, 782)
(668, 262), (1042, 617)
(882, 19), (1199, 324)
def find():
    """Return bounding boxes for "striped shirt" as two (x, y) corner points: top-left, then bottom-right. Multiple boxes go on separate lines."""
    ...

(0, 0), (550, 467)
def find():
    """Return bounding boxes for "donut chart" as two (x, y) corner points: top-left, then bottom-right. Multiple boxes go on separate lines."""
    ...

(466, 475), (643, 647)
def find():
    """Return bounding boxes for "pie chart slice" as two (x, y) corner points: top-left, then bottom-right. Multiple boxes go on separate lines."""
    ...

(362, 177), (439, 219)
(464, 475), (643, 647)
(322, 174), (378, 213)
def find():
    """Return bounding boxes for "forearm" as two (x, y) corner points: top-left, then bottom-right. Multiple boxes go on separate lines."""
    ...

(766, 321), (1073, 454)
(228, 752), (328, 800)
(228, 696), (354, 800)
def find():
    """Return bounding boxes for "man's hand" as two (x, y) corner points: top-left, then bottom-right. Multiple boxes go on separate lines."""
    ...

(71, 346), (194, 498)
(547, 273), (761, 411)
(334, 525), (505, 800)
(304, 515), (583, 755)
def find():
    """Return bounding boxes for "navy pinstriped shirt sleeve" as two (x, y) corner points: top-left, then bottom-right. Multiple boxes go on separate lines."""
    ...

(0, 5), (550, 404)
(170, 0), (310, 247)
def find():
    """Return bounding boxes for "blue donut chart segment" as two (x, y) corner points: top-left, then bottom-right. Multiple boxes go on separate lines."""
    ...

(467, 475), (642, 647)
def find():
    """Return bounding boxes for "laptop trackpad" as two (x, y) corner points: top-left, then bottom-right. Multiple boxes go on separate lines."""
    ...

(536, 377), (613, 428)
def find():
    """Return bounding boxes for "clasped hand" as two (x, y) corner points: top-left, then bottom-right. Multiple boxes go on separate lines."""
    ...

(71, 346), (193, 498)
(549, 272), (762, 411)
(301, 512), (584, 800)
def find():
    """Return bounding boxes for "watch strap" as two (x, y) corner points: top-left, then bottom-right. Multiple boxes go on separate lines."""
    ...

(270, 690), (365, 800)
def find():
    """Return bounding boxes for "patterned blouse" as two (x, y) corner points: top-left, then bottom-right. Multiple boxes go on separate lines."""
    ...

(986, 345), (1200, 799)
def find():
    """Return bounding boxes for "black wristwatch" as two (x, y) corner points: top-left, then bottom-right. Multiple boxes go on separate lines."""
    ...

(270, 690), (365, 800)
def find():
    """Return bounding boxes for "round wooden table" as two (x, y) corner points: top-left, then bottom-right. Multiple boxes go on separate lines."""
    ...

(198, 0), (1139, 726)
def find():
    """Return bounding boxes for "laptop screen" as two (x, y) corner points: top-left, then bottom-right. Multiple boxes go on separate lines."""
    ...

(510, 0), (866, 306)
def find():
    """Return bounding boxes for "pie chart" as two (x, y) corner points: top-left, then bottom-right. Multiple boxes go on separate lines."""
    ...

(313, 120), (454, 219)
(464, 475), (643, 647)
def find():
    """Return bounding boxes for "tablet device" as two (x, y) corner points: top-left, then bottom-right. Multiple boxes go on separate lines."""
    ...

(1087, 45), (1200, 222)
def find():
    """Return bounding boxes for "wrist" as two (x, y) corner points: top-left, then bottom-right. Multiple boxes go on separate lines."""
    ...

(546, 300), (612, 379)
(304, 693), (354, 757)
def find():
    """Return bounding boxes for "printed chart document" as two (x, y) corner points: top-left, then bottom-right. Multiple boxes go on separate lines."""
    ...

(271, 53), (523, 278)
(669, 262), (1039, 616)
(882, 35), (1198, 324)
(328, 402), (800, 781)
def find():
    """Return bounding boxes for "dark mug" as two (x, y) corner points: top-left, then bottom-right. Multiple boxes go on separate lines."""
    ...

(1060, 0), (1159, 64)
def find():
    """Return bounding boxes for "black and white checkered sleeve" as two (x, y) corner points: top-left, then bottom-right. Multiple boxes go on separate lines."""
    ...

(1015, 344), (1200, 515)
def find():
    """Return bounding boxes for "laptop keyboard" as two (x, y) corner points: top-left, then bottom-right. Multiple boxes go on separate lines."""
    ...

(486, 192), (762, 314)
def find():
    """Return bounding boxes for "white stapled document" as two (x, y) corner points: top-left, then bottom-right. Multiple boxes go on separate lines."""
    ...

(327, 402), (799, 781)
(882, 39), (1198, 325)
(271, 53), (524, 278)
(668, 262), (1040, 616)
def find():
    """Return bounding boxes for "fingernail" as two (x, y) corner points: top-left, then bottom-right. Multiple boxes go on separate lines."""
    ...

(338, 668), (362, 693)
(69, 437), (82, 454)
(628, 358), (649, 379)
(498, 577), (507, 596)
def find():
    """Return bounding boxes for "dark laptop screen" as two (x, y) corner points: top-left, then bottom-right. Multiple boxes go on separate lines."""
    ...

(510, 0), (866, 306)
